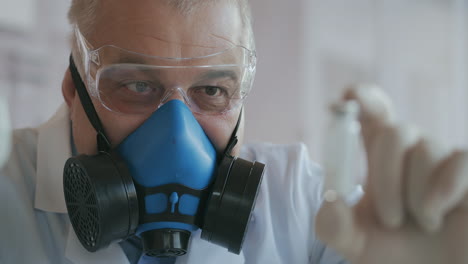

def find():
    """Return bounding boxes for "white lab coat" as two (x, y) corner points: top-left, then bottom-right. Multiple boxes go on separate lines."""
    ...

(0, 104), (347, 264)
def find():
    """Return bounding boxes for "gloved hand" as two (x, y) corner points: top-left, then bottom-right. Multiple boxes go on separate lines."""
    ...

(315, 85), (468, 264)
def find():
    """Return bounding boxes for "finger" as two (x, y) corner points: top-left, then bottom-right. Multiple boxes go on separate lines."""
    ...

(405, 138), (450, 232)
(368, 124), (420, 228)
(316, 196), (365, 261)
(422, 150), (468, 231)
(343, 84), (396, 152)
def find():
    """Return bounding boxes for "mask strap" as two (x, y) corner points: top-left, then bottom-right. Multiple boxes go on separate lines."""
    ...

(69, 55), (111, 153)
(223, 108), (243, 157)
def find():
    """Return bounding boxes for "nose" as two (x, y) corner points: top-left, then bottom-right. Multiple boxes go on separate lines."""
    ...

(160, 87), (191, 107)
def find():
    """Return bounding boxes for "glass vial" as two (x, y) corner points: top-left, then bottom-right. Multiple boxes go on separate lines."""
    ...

(322, 100), (361, 202)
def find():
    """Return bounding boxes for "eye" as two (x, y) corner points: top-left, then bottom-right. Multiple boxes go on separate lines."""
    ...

(125, 81), (152, 94)
(203, 86), (223, 96)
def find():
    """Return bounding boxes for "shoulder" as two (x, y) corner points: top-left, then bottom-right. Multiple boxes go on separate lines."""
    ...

(241, 142), (324, 190)
(241, 141), (311, 161)
(241, 141), (325, 214)
(2, 103), (70, 190)
(1, 127), (39, 195)
(12, 127), (39, 161)
(4, 127), (39, 173)
(240, 142), (327, 263)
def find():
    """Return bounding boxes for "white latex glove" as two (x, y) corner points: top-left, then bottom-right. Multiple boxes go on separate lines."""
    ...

(315, 84), (468, 264)
(0, 94), (11, 168)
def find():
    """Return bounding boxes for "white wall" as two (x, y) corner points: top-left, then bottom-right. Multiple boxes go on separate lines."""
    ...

(247, 0), (468, 161)
(245, 0), (305, 146)
(1, 0), (467, 162)
(0, 0), (70, 128)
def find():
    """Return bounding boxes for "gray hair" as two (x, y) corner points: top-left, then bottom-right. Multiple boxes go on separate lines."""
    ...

(68, 0), (255, 75)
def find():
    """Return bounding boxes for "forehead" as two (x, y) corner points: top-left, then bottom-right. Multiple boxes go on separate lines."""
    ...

(90, 0), (245, 58)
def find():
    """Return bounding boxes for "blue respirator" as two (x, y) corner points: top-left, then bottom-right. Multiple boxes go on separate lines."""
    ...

(63, 56), (265, 257)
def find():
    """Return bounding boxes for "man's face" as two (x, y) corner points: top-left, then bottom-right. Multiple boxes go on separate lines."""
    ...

(67, 0), (247, 156)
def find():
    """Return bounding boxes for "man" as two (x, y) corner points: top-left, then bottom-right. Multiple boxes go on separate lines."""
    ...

(1, 0), (468, 263)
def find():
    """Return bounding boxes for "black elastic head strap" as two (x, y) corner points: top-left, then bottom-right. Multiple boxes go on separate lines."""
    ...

(69, 55), (111, 152)
(223, 108), (243, 157)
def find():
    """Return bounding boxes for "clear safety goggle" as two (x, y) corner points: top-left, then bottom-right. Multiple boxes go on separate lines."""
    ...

(74, 27), (257, 116)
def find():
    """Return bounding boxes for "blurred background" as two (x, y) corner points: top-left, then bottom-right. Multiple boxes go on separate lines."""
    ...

(0, 0), (467, 161)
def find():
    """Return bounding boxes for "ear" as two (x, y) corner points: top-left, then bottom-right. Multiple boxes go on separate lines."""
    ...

(62, 68), (76, 108)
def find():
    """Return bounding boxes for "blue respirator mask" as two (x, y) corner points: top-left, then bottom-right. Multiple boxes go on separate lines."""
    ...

(63, 56), (265, 257)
